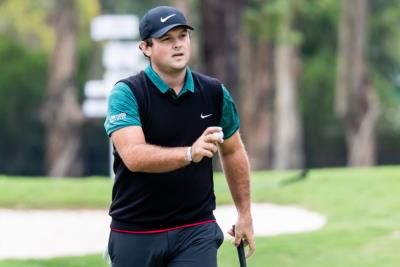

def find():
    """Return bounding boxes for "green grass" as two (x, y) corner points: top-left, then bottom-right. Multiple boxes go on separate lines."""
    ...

(0, 255), (107, 267)
(1, 166), (400, 266)
(0, 176), (112, 209)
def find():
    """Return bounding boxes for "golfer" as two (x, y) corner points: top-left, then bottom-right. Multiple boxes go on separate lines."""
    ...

(104, 5), (255, 267)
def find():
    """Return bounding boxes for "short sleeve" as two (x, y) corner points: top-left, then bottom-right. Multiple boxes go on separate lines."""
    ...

(220, 85), (240, 139)
(104, 82), (141, 136)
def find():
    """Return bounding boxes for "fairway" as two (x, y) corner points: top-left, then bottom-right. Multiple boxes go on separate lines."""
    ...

(0, 166), (399, 266)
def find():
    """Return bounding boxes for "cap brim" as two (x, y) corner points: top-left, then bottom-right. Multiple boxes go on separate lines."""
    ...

(150, 24), (194, 39)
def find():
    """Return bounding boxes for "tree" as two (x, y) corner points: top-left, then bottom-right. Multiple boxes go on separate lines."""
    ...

(199, 0), (246, 101)
(217, 0), (305, 170)
(335, 0), (380, 166)
(41, 0), (84, 177)
(0, 0), (51, 175)
(240, 36), (275, 169)
(272, 1), (304, 170)
(239, 2), (276, 169)
(199, 0), (275, 170)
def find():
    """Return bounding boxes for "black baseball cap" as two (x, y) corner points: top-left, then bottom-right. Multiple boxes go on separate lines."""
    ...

(139, 6), (194, 41)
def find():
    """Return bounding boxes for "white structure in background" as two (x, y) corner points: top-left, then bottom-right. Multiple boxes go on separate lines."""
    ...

(83, 15), (146, 118)
(91, 15), (139, 41)
(83, 15), (147, 177)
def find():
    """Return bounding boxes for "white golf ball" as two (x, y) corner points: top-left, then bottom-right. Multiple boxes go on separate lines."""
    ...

(212, 131), (224, 140)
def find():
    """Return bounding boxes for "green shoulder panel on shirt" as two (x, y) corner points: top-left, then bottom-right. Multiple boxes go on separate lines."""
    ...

(104, 82), (141, 136)
(220, 85), (240, 139)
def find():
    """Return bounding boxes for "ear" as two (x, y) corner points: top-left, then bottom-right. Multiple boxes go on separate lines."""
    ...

(139, 41), (152, 57)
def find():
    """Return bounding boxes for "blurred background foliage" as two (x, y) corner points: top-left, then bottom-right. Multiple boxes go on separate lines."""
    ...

(0, 0), (399, 176)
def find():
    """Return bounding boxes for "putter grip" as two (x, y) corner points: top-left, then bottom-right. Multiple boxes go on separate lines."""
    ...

(232, 225), (247, 267)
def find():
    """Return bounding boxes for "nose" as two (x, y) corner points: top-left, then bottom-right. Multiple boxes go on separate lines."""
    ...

(173, 38), (182, 49)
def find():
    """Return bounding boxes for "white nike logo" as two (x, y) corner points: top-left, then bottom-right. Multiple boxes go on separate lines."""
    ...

(200, 113), (213, 119)
(160, 14), (176, 23)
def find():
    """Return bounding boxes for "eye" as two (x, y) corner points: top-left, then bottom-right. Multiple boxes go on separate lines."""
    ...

(180, 32), (187, 39)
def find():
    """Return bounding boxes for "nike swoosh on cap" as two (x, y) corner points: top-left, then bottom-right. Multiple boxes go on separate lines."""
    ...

(160, 14), (176, 23)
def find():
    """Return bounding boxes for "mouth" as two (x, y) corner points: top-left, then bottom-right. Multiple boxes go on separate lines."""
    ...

(172, 53), (184, 58)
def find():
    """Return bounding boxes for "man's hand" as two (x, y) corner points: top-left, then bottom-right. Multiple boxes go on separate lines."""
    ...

(228, 215), (256, 258)
(191, 127), (224, 163)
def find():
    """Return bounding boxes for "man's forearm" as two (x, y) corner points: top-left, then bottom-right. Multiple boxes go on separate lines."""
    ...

(112, 126), (223, 173)
(221, 141), (256, 257)
(121, 143), (190, 173)
(220, 147), (251, 215)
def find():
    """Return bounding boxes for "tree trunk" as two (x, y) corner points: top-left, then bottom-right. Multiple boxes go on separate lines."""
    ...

(171, 0), (191, 20)
(199, 0), (245, 100)
(240, 35), (274, 170)
(272, 5), (304, 170)
(42, 0), (84, 177)
(335, 0), (379, 166)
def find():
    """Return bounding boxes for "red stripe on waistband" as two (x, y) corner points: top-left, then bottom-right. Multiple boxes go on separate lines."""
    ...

(111, 219), (216, 234)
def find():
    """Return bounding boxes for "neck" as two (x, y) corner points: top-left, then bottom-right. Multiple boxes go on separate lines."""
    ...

(152, 65), (186, 94)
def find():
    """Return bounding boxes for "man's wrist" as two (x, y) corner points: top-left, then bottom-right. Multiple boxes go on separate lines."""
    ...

(237, 205), (252, 217)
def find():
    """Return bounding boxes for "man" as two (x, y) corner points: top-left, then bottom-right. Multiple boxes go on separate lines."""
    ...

(104, 5), (255, 267)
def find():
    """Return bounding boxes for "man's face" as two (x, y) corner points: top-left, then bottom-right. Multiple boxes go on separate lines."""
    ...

(145, 27), (191, 73)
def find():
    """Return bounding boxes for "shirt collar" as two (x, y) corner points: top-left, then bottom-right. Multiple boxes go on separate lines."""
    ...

(144, 64), (194, 96)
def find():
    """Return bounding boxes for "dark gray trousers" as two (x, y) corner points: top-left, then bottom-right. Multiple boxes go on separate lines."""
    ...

(108, 222), (224, 267)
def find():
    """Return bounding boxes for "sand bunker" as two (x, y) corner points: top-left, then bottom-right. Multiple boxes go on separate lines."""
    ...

(0, 203), (326, 259)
